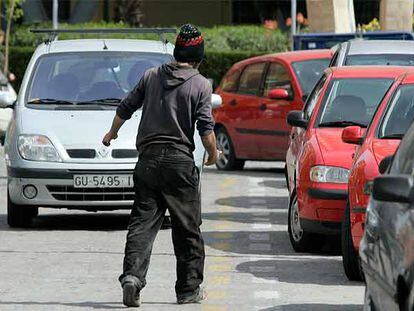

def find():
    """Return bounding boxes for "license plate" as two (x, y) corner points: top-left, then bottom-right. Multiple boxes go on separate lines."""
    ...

(73, 175), (133, 188)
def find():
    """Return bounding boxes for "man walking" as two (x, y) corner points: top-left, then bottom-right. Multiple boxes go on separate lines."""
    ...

(102, 24), (219, 307)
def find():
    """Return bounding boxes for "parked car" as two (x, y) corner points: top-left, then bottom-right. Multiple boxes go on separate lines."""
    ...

(293, 32), (414, 51)
(213, 49), (332, 170)
(0, 72), (17, 145)
(285, 66), (412, 252)
(2, 29), (222, 228)
(342, 71), (414, 281)
(330, 40), (414, 67)
(360, 120), (414, 311)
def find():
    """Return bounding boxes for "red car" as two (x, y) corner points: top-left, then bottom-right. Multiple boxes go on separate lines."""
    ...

(285, 66), (412, 253)
(342, 70), (414, 280)
(213, 50), (332, 170)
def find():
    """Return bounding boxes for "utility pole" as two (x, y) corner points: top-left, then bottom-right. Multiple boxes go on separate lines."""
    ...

(52, 0), (58, 29)
(291, 0), (297, 50)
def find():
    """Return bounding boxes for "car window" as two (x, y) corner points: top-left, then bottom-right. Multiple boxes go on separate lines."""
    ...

(220, 68), (241, 93)
(345, 54), (414, 66)
(379, 85), (414, 139)
(390, 122), (414, 174)
(291, 58), (330, 97)
(303, 74), (327, 120)
(27, 52), (171, 104)
(263, 62), (291, 97)
(317, 78), (393, 127)
(237, 62), (266, 96)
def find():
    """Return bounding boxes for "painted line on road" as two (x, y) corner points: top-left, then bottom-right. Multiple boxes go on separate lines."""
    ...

(249, 233), (270, 241)
(254, 290), (280, 299)
(252, 223), (272, 230)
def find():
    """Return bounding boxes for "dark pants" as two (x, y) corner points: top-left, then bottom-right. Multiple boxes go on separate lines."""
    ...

(119, 145), (205, 296)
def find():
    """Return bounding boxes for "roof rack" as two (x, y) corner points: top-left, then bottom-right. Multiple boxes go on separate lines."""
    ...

(30, 28), (176, 44)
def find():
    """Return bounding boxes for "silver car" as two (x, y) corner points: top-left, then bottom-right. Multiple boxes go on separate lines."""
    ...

(2, 31), (220, 227)
(330, 40), (414, 67)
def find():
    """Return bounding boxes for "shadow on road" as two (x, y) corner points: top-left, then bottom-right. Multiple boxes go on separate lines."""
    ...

(258, 179), (287, 189)
(0, 213), (171, 232)
(215, 196), (288, 209)
(204, 167), (285, 178)
(0, 301), (124, 310)
(204, 230), (295, 256)
(236, 259), (362, 286)
(260, 304), (363, 311)
(202, 211), (287, 225)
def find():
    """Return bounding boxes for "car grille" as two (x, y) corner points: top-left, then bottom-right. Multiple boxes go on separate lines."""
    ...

(46, 185), (135, 201)
(67, 149), (96, 159)
(112, 149), (138, 159)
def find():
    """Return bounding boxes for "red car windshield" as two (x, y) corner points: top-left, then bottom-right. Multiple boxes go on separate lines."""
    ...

(291, 58), (330, 97)
(379, 84), (414, 139)
(318, 78), (393, 128)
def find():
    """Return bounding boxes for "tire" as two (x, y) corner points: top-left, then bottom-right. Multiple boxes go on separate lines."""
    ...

(363, 286), (376, 311)
(215, 127), (245, 171)
(342, 202), (363, 281)
(7, 191), (38, 228)
(287, 191), (320, 252)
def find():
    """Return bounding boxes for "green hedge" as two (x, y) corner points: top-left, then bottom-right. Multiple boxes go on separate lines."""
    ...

(11, 23), (289, 53)
(8, 46), (264, 91)
(8, 23), (287, 90)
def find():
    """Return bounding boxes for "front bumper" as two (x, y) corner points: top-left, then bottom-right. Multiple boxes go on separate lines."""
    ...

(8, 167), (135, 210)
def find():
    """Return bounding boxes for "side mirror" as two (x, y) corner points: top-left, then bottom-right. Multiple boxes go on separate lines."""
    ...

(372, 175), (413, 203)
(287, 110), (308, 129)
(268, 88), (289, 100)
(341, 126), (364, 145)
(379, 155), (393, 174)
(211, 94), (222, 109)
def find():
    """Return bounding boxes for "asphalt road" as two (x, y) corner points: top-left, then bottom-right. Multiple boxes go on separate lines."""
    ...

(0, 146), (364, 311)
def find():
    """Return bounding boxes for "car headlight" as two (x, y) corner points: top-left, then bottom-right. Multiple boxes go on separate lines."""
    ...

(310, 166), (349, 183)
(18, 135), (62, 162)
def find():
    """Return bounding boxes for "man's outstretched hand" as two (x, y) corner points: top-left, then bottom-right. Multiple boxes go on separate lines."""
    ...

(102, 131), (118, 147)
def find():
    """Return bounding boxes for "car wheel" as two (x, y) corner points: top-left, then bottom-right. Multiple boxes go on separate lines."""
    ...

(288, 191), (319, 252)
(342, 202), (363, 281)
(7, 190), (38, 228)
(215, 127), (245, 171)
(363, 286), (376, 311)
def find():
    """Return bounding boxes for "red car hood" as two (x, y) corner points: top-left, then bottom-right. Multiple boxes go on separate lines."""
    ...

(315, 128), (357, 168)
(372, 139), (400, 165)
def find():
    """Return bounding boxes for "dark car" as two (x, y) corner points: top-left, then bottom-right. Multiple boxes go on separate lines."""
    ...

(360, 121), (414, 311)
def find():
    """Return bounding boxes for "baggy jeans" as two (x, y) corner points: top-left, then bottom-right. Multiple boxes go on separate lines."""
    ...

(119, 145), (205, 296)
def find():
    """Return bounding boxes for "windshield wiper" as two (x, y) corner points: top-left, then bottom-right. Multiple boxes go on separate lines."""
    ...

(319, 120), (367, 128)
(27, 98), (75, 105)
(381, 133), (404, 139)
(76, 98), (121, 106)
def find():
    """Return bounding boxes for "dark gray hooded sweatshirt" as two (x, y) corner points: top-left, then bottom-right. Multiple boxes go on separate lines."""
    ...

(116, 63), (214, 156)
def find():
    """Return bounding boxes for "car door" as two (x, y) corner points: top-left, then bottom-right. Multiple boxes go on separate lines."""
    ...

(227, 61), (267, 159)
(286, 74), (327, 193)
(256, 61), (294, 159)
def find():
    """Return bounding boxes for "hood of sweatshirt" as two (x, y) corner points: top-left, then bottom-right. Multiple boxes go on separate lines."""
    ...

(160, 63), (200, 89)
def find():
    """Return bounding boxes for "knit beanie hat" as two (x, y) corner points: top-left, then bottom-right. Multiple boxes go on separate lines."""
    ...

(174, 24), (205, 63)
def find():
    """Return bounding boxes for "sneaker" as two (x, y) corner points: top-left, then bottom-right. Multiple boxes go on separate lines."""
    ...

(177, 288), (206, 304)
(122, 281), (141, 307)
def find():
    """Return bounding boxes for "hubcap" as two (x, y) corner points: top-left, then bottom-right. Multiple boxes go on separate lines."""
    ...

(290, 198), (303, 242)
(216, 132), (230, 168)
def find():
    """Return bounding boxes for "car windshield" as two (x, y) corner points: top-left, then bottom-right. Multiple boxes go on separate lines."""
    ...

(379, 85), (414, 139)
(346, 54), (414, 66)
(27, 52), (171, 105)
(318, 78), (393, 127)
(291, 58), (330, 96)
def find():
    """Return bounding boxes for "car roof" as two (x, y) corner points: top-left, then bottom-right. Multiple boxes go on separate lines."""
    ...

(327, 66), (414, 79)
(233, 49), (332, 67)
(347, 40), (414, 56)
(34, 39), (174, 55)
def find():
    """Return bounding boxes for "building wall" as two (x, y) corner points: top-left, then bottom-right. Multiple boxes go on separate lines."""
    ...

(141, 0), (232, 27)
